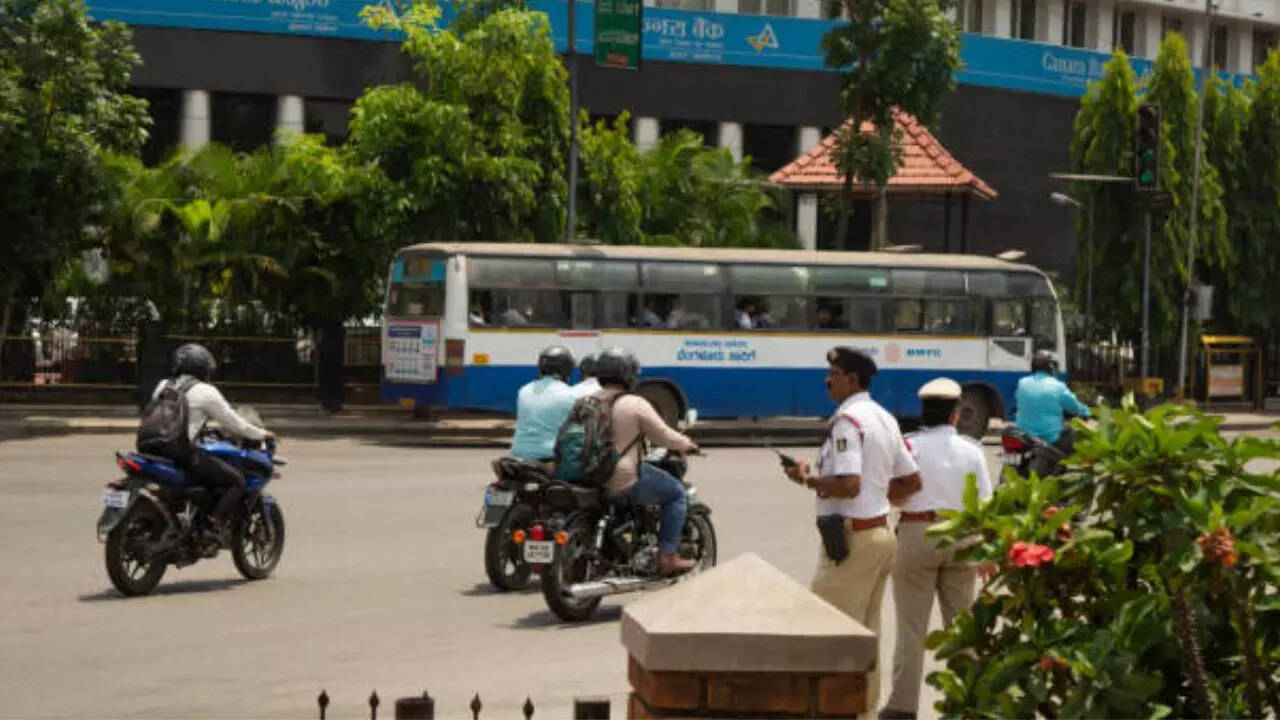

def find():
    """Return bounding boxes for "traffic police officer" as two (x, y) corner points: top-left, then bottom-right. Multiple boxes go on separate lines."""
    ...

(881, 377), (994, 719)
(783, 347), (922, 712)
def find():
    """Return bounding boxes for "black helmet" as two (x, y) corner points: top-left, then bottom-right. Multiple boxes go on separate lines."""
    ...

(596, 346), (640, 389)
(172, 343), (216, 381)
(1031, 350), (1058, 374)
(537, 345), (575, 382)
(579, 353), (598, 378)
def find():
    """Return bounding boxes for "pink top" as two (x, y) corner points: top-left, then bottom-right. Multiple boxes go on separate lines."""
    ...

(598, 388), (697, 494)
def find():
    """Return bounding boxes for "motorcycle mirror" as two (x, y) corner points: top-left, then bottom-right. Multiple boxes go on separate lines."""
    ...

(683, 408), (698, 429)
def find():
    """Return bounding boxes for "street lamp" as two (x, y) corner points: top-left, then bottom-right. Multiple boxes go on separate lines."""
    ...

(1051, 191), (1093, 344)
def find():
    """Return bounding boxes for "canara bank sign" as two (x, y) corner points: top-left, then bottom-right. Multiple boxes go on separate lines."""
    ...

(645, 16), (725, 41)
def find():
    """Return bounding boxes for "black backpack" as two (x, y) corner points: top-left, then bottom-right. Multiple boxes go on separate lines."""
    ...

(137, 377), (198, 460)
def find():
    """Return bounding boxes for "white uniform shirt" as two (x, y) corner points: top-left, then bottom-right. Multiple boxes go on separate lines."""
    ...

(570, 377), (601, 398)
(816, 392), (918, 519)
(901, 425), (993, 513)
(151, 376), (268, 443)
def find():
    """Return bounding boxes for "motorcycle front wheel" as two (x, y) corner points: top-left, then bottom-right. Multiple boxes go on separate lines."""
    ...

(105, 503), (167, 596)
(484, 503), (535, 592)
(541, 516), (603, 622)
(684, 509), (717, 571)
(232, 498), (285, 580)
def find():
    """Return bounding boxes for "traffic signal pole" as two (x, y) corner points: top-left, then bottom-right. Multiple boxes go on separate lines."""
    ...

(1142, 210), (1152, 379)
(565, 0), (579, 244)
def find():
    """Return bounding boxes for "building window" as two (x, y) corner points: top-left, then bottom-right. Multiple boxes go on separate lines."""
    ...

(210, 92), (276, 152)
(1254, 30), (1278, 69)
(130, 87), (181, 166)
(662, 118), (718, 146)
(655, 0), (712, 9)
(304, 98), (352, 147)
(958, 0), (983, 33)
(1062, 0), (1087, 47)
(739, 0), (791, 14)
(1162, 15), (1183, 40)
(1113, 9), (1136, 53)
(1210, 23), (1229, 69)
(1012, 0), (1036, 40)
(822, 0), (844, 19)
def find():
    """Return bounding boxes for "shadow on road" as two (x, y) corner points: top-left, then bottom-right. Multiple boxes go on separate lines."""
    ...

(509, 605), (622, 630)
(459, 581), (542, 598)
(78, 578), (248, 602)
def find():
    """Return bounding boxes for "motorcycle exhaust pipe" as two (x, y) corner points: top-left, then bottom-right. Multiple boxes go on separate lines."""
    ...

(566, 576), (676, 600)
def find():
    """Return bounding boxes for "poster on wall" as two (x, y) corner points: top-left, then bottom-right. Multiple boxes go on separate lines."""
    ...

(1208, 364), (1245, 398)
(384, 320), (439, 383)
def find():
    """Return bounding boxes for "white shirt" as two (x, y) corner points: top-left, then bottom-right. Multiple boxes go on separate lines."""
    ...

(816, 392), (918, 519)
(570, 377), (601, 398)
(901, 425), (992, 513)
(736, 310), (754, 329)
(151, 376), (268, 443)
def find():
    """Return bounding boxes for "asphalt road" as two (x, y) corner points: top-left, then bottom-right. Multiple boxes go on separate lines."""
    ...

(0, 431), (1273, 719)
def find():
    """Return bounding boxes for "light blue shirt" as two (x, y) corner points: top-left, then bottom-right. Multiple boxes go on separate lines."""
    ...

(509, 377), (577, 460)
(1014, 372), (1091, 444)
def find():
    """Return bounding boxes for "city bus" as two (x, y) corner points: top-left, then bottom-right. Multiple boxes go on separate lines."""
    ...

(379, 242), (1066, 438)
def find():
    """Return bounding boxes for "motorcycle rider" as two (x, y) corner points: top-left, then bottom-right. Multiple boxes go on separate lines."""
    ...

(150, 343), (273, 542)
(509, 345), (577, 461)
(1014, 350), (1091, 469)
(593, 347), (700, 576)
(570, 354), (601, 398)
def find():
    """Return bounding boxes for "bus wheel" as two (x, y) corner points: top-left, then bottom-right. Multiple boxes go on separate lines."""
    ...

(635, 381), (684, 427)
(956, 388), (991, 440)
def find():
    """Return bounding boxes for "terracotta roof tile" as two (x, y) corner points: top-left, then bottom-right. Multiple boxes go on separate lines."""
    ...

(769, 109), (997, 200)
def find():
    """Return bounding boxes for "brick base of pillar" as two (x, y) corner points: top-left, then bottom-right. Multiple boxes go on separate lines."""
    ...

(626, 655), (866, 719)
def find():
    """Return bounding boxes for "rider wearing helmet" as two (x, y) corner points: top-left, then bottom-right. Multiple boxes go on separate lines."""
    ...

(148, 343), (273, 540)
(593, 347), (700, 576)
(509, 345), (577, 460)
(1014, 350), (1090, 451)
(570, 353), (601, 399)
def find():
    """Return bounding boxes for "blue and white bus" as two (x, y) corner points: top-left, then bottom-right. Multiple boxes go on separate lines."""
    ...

(379, 243), (1066, 437)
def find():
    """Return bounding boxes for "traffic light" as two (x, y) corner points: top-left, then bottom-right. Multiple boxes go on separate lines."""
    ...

(1134, 103), (1160, 192)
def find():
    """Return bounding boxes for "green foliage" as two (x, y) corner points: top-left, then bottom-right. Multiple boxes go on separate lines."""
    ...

(350, 0), (568, 244)
(0, 0), (150, 313)
(927, 402), (1280, 718)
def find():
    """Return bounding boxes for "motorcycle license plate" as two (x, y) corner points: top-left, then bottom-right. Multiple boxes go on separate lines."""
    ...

(523, 541), (554, 564)
(485, 489), (514, 508)
(479, 490), (515, 528)
(101, 490), (130, 508)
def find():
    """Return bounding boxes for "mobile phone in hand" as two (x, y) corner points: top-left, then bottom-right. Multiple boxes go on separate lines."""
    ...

(771, 447), (798, 469)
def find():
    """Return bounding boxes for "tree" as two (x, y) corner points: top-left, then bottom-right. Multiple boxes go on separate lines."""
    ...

(349, 0), (568, 244)
(1199, 73), (1247, 334)
(0, 0), (150, 366)
(820, 0), (960, 247)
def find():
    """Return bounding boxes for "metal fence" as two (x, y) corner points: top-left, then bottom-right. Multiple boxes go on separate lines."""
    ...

(316, 690), (612, 720)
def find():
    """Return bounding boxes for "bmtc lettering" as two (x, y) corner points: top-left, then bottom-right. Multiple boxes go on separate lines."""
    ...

(906, 348), (942, 359)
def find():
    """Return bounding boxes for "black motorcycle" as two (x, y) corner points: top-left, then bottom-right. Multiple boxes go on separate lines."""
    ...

(477, 456), (554, 591)
(536, 449), (717, 622)
(999, 421), (1077, 478)
(97, 427), (286, 596)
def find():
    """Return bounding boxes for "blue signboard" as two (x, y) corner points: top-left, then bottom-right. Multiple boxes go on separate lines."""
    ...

(86, 1), (1250, 97)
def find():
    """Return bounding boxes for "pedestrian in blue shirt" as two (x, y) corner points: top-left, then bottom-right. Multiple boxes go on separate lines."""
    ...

(1014, 351), (1091, 451)
(509, 346), (577, 460)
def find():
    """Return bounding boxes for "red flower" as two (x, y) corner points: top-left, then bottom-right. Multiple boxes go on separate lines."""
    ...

(1009, 541), (1055, 568)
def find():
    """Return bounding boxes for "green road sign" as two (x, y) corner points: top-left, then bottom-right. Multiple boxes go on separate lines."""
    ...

(595, 0), (642, 70)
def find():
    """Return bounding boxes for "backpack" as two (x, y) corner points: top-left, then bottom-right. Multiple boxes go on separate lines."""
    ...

(553, 393), (643, 487)
(137, 377), (199, 460)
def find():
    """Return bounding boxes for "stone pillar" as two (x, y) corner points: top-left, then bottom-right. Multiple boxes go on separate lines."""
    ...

(795, 0), (820, 19)
(622, 553), (877, 719)
(713, 0), (736, 11)
(1042, 0), (1065, 44)
(276, 94), (305, 143)
(1190, 16), (1206, 67)
(1090, 0), (1115, 51)
(797, 126), (823, 156)
(994, 0), (1014, 37)
(798, 194), (819, 251)
(1139, 8), (1162, 60)
(180, 89), (210, 151)
(718, 122), (744, 163)
(634, 116), (660, 151)
(1234, 22), (1254, 73)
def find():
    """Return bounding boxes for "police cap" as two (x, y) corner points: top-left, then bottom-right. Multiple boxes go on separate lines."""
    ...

(918, 377), (962, 400)
(826, 346), (877, 378)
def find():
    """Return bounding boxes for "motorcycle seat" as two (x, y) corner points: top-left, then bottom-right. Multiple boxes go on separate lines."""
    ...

(137, 453), (177, 466)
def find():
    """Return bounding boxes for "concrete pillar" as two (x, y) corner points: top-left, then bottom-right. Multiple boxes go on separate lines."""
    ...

(795, 0), (820, 18)
(797, 125), (823, 156)
(718, 121), (744, 163)
(1090, 0), (1114, 50)
(995, 0), (1014, 37)
(276, 94), (305, 143)
(1234, 23), (1254, 73)
(797, 194), (819, 250)
(872, 190), (889, 250)
(713, 0), (735, 11)
(634, 116), (660, 151)
(1139, 8), (1162, 59)
(1190, 16), (1206, 67)
(1042, 0), (1064, 44)
(180, 89), (210, 151)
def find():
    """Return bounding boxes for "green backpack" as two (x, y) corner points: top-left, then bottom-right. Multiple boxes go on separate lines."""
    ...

(554, 393), (643, 487)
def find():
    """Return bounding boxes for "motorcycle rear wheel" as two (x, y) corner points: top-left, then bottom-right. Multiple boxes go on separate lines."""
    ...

(542, 516), (603, 622)
(105, 503), (167, 596)
(485, 503), (535, 592)
(232, 499), (285, 580)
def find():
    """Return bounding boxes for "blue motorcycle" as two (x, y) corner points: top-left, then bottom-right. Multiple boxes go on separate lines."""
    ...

(97, 429), (287, 596)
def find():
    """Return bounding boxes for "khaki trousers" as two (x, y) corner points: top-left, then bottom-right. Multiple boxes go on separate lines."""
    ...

(884, 520), (978, 715)
(810, 522), (896, 713)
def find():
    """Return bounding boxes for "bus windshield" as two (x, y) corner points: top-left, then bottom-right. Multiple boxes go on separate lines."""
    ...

(386, 254), (446, 318)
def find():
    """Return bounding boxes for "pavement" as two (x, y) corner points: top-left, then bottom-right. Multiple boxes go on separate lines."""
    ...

(1, 401), (1276, 445)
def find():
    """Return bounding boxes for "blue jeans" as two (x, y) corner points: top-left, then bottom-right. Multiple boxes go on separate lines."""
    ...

(625, 463), (689, 555)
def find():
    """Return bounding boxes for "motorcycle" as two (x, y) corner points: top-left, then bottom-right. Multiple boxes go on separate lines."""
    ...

(534, 447), (717, 622)
(97, 424), (287, 596)
(999, 421), (1077, 478)
(477, 456), (553, 591)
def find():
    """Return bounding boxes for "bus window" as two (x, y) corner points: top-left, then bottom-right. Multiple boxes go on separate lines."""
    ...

(894, 299), (924, 331)
(471, 289), (566, 328)
(557, 259), (640, 329)
(891, 268), (965, 296)
(1029, 297), (1059, 351)
(387, 285), (444, 317)
(812, 266), (891, 295)
(966, 271), (1009, 297)
(992, 299), (1028, 336)
(924, 299), (981, 334)
(569, 292), (595, 330)
(641, 263), (726, 331)
(730, 265), (810, 330)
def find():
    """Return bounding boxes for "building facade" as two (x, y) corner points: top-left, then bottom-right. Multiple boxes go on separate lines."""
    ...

(91, 0), (1274, 280)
